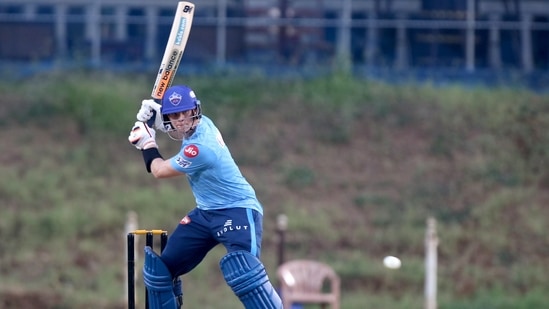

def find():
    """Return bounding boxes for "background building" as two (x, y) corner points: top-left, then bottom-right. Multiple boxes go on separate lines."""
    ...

(0, 0), (548, 73)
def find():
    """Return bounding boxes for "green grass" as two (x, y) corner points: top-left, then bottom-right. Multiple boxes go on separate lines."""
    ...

(0, 72), (548, 308)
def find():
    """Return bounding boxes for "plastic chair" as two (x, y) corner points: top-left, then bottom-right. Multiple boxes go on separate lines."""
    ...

(277, 259), (340, 309)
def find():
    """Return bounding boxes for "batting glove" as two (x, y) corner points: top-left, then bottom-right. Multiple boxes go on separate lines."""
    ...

(136, 99), (166, 132)
(128, 121), (158, 150)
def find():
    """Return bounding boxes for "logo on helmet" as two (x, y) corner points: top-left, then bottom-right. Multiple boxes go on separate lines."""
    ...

(169, 91), (183, 106)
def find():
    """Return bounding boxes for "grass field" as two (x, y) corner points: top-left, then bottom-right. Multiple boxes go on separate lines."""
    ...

(0, 71), (548, 308)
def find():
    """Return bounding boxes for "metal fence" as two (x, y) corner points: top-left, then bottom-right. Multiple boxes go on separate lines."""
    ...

(1, 0), (548, 74)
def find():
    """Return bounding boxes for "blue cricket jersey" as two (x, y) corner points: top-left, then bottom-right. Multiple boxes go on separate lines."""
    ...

(168, 116), (263, 214)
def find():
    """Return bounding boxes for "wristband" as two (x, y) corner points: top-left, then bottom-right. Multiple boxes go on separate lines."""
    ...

(142, 148), (163, 173)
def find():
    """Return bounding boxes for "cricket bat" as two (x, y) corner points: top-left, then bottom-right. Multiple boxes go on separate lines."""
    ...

(148, 1), (195, 127)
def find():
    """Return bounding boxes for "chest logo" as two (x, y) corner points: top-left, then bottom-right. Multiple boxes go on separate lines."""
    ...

(183, 145), (199, 158)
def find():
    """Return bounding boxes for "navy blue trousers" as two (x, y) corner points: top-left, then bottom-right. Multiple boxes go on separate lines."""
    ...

(160, 207), (263, 277)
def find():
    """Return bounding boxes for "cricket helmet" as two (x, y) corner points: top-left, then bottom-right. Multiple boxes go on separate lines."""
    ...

(161, 85), (202, 140)
(161, 85), (201, 115)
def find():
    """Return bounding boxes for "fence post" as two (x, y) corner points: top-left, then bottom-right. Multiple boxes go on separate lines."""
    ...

(276, 214), (288, 267)
(216, 0), (227, 66)
(466, 0), (476, 72)
(521, 13), (533, 73)
(54, 4), (68, 59)
(145, 6), (159, 62)
(424, 217), (438, 309)
(336, 0), (352, 68)
(86, 2), (101, 66)
(489, 13), (502, 70)
(395, 12), (409, 70)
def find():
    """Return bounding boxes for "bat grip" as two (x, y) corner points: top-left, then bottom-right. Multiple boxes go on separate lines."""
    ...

(146, 99), (162, 128)
(146, 110), (156, 128)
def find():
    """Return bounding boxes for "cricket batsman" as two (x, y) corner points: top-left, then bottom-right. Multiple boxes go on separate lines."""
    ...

(128, 85), (283, 309)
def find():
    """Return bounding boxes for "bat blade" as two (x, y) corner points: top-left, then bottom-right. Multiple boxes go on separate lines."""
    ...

(151, 1), (195, 103)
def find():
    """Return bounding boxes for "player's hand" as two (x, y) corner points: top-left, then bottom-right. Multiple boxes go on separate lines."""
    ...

(128, 121), (158, 150)
(137, 99), (166, 132)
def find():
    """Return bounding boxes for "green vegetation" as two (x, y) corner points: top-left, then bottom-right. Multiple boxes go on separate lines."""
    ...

(0, 71), (548, 308)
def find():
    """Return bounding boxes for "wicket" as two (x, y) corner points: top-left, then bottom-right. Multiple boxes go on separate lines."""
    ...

(127, 229), (168, 309)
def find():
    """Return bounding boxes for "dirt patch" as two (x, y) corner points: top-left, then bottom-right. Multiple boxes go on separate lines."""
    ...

(0, 289), (62, 309)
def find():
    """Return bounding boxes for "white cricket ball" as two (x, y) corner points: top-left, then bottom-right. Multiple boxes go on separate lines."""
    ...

(383, 256), (402, 269)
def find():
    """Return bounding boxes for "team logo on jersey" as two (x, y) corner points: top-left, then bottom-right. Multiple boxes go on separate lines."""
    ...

(169, 91), (183, 106)
(183, 145), (199, 158)
(180, 215), (191, 224)
(175, 155), (192, 168)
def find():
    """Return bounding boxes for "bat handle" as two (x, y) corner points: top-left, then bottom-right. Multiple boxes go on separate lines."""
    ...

(146, 98), (162, 128)
(146, 110), (156, 128)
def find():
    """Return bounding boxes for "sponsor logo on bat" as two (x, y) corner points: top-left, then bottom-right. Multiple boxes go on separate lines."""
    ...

(155, 50), (180, 98)
(183, 5), (193, 13)
(175, 18), (187, 46)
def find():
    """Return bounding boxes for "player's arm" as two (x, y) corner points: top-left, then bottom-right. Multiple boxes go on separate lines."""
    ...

(149, 157), (183, 178)
(149, 144), (215, 178)
(128, 121), (184, 178)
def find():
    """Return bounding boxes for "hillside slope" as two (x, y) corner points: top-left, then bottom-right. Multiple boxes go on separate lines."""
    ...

(1, 74), (548, 308)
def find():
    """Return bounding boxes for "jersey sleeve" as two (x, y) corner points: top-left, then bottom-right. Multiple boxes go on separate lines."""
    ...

(169, 143), (217, 174)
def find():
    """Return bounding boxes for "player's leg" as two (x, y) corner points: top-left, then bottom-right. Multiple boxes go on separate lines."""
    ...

(172, 276), (183, 308)
(213, 207), (263, 256)
(213, 208), (282, 308)
(144, 209), (218, 308)
(160, 210), (219, 276)
(220, 250), (283, 309)
(142, 247), (179, 309)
